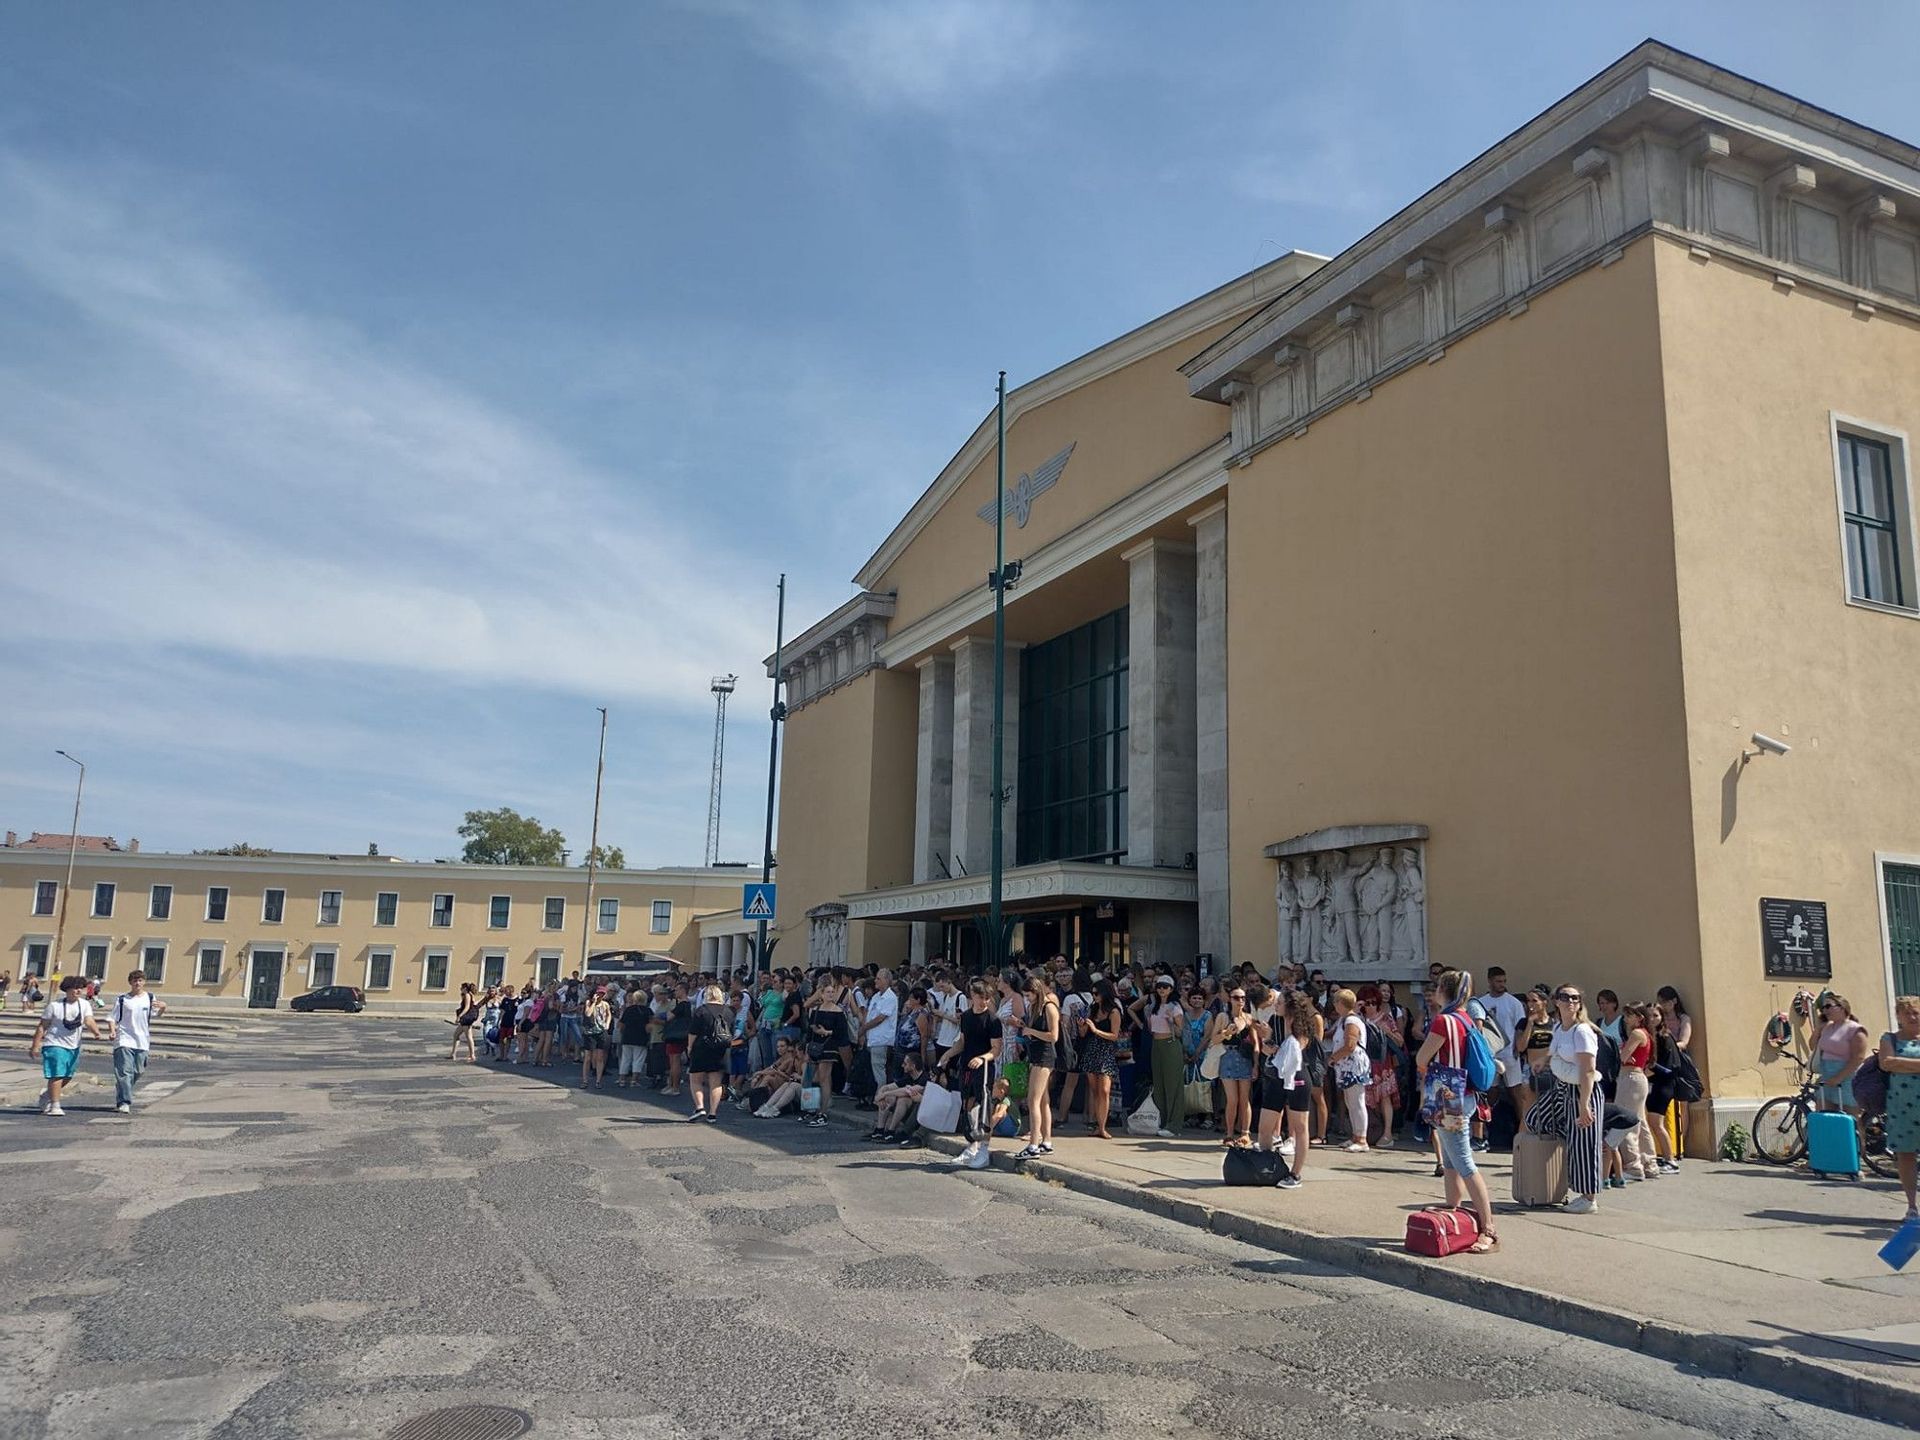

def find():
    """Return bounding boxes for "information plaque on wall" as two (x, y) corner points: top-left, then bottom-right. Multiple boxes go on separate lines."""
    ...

(1760, 897), (1832, 981)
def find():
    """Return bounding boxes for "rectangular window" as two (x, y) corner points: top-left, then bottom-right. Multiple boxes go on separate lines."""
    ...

(311, 948), (337, 989)
(536, 952), (561, 987)
(423, 951), (450, 990)
(206, 886), (229, 922)
(481, 951), (507, 987)
(82, 942), (109, 980)
(318, 890), (342, 925)
(140, 942), (168, 984)
(24, 940), (51, 977)
(92, 882), (115, 918)
(431, 894), (454, 928)
(1838, 427), (1915, 610)
(543, 896), (565, 930)
(375, 891), (398, 927)
(489, 895), (511, 929)
(650, 899), (672, 934)
(1017, 606), (1131, 865)
(1888, 862), (1920, 1000)
(262, 888), (285, 924)
(149, 884), (172, 920)
(597, 898), (619, 933)
(366, 948), (394, 990)
(33, 880), (57, 916)
(196, 944), (224, 985)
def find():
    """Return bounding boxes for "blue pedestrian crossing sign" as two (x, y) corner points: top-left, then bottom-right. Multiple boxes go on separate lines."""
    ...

(742, 883), (776, 921)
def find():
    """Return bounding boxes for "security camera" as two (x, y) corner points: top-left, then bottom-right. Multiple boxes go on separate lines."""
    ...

(1749, 732), (1791, 757)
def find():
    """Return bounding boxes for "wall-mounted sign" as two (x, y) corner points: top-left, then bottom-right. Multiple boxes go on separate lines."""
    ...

(1093, 901), (1116, 920)
(977, 443), (1075, 529)
(1760, 897), (1831, 980)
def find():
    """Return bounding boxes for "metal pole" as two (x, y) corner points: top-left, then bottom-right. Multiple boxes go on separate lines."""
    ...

(989, 371), (1007, 973)
(578, 708), (607, 981)
(53, 750), (84, 983)
(757, 576), (787, 985)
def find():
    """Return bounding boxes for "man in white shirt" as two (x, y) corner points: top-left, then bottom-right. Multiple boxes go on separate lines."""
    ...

(930, 972), (963, 1051)
(108, 968), (167, 1114)
(862, 968), (899, 1089)
(1474, 967), (1529, 1115)
(28, 975), (104, 1117)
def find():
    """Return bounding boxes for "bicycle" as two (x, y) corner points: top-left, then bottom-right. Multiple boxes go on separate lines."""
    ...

(1750, 1054), (1896, 1179)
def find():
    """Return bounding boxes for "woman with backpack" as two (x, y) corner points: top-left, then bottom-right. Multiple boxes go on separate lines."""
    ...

(579, 987), (614, 1089)
(1644, 1005), (1685, 1173)
(1415, 969), (1498, 1251)
(1360, 989), (1403, 1148)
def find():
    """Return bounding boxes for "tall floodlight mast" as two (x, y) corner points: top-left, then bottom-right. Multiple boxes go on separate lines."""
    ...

(705, 675), (738, 866)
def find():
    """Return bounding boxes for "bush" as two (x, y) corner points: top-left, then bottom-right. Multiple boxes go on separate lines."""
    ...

(1719, 1122), (1750, 1162)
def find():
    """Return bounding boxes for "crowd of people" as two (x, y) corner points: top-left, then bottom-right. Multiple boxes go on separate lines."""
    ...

(444, 956), (1777, 1231)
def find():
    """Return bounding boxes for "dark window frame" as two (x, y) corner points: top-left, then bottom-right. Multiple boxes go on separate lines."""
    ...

(1016, 606), (1130, 866)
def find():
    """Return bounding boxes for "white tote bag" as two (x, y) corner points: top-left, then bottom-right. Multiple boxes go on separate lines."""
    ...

(1126, 1095), (1162, 1136)
(1199, 1044), (1225, 1082)
(916, 1081), (963, 1135)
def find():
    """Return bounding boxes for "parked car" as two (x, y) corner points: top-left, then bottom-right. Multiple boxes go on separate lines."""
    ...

(289, 985), (366, 1013)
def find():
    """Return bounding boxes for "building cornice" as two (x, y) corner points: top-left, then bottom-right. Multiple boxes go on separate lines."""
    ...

(877, 437), (1231, 668)
(1183, 39), (1920, 466)
(850, 250), (1325, 593)
(764, 589), (896, 714)
(844, 861), (1198, 921)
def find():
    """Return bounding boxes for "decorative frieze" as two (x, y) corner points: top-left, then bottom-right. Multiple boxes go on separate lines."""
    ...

(771, 591), (896, 715)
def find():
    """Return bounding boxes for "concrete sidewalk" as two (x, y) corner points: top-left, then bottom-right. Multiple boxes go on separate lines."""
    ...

(887, 1115), (1920, 1422)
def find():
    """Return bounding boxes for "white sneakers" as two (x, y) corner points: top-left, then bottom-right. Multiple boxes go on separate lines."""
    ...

(1565, 1195), (1598, 1215)
(1278, 1138), (1297, 1156)
(43, 1103), (65, 1117)
(115, 1103), (131, 1115)
(953, 1141), (992, 1169)
(1155, 1128), (1175, 1139)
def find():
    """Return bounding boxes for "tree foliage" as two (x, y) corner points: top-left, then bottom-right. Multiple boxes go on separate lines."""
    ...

(458, 808), (567, 866)
(196, 842), (273, 856)
(581, 844), (625, 870)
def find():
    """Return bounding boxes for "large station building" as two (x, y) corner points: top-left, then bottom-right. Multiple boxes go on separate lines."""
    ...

(765, 42), (1920, 1143)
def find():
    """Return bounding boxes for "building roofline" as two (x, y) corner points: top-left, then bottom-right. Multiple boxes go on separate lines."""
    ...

(0, 848), (746, 886)
(847, 249), (1327, 593)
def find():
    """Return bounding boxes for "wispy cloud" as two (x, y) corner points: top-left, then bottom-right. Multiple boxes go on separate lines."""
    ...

(690, 0), (1082, 115)
(0, 150), (765, 708)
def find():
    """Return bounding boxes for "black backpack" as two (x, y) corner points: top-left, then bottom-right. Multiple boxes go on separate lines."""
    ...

(1362, 1019), (1385, 1064)
(1595, 1031), (1621, 1101)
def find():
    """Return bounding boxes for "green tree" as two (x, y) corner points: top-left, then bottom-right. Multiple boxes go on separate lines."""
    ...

(195, 842), (273, 856)
(581, 844), (625, 870)
(458, 808), (567, 866)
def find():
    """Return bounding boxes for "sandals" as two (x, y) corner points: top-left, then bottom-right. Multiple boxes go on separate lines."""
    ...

(1468, 1232), (1500, 1254)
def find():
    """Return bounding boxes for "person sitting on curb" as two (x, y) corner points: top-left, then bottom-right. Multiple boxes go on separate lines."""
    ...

(866, 1051), (928, 1144)
(748, 1038), (807, 1117)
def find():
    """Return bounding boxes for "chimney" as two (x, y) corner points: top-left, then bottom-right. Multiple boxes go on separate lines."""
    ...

(128, 838), (140, 853)
(4, 831), (15, 847)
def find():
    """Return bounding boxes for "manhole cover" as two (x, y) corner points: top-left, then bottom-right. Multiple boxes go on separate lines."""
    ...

(387, 1405), (531, 1440)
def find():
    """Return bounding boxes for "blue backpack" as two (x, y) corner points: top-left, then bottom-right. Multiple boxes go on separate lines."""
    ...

(1449, 1007), (1499, 1093)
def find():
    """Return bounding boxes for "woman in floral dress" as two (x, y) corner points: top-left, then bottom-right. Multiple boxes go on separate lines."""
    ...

(1878, 996), (1920, 1220)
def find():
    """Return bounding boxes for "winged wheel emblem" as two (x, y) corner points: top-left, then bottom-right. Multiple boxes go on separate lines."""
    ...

(977, 442), (1075, 528)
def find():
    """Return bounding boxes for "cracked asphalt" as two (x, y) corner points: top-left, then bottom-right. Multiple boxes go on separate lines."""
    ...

(0, 1017), (1897, 1439)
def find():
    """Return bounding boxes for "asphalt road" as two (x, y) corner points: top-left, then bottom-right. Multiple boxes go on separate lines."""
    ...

(0, 1018), (1898, 1439)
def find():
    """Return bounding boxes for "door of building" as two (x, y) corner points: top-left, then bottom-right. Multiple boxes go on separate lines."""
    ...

(249, 950), (284, 1008)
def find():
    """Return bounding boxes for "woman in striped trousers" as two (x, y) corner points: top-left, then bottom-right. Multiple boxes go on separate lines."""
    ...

(1527, 985), (1606, 1213)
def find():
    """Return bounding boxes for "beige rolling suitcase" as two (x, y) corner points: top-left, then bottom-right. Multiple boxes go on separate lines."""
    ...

(1511, 1129), (1569, 1207)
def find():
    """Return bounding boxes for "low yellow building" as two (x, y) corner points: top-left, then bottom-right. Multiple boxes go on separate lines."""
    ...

(0, 846), (743, 1013)
(766, 41), (1920, 1144)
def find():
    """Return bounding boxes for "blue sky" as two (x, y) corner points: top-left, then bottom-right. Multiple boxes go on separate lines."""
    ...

(3, 2), (1917, 865)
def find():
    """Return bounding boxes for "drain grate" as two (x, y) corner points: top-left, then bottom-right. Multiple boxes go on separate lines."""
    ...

(386, 1405), (532, 1440)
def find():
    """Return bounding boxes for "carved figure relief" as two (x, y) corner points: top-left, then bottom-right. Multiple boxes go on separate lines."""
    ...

(1271, 843), (1426, 975)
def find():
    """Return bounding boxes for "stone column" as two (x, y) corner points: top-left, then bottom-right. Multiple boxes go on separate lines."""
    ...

(1189, 501), (1230, 967)
(910, 654), (955, 965)
(699, 935), (719, 972)
(1122, 538), (1198, 870)
(948, 637), (994, 878)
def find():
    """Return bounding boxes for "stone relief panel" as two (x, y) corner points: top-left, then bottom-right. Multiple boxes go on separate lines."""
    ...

(1273, 843), (1426, 979)
(806, 903), (848, 971)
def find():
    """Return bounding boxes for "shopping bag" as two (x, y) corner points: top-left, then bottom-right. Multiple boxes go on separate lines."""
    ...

(915, 1081), (962, 1134)
(1880, 1215), (1920, 1271)
(1183, 1078), (1214, 1116)
(1199, 1044), (1225, 1081)
(1126, 1095), (1162, 1136)
(1001, 1060), (1030, 1100)
(800, 1085), (822, 1114)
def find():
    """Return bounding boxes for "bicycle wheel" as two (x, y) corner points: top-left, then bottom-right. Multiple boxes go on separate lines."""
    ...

(1862, 1112), (1898, 1180)
(1751, 1095), (1807, 1164)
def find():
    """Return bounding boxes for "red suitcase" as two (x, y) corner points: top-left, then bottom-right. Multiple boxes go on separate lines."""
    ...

(1405, 1206), (1480, 1256)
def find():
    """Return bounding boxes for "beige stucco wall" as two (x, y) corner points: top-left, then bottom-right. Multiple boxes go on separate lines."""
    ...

(0, 852), (737, 1009)
(878, 318), (1239, 637)
(1226, 239), (1703, 1021)
(1655, 238), (1920, 1101)
(773, 667), (918, 970)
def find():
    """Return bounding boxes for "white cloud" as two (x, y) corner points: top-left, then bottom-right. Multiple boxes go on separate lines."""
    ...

(692, 0), (1081, 115)
(0, 150), (766, 708)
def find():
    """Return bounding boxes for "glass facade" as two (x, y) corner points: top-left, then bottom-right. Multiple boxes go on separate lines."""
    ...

(1017, 606), (1129, 865)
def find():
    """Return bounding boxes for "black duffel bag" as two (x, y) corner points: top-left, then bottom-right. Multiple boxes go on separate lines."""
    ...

(1222, 1146), (1290, 1186)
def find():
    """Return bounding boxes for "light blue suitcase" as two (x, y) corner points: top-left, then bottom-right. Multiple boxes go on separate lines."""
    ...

(1806, 1110), (1860, 1176)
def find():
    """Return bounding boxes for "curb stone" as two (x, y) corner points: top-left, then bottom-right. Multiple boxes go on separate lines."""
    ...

(824, 1108), (1910, 1428)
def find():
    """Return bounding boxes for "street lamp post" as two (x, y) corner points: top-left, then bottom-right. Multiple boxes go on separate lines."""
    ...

(985, 371), (1021, 974)
(52, 750), (85, 982)
(578, 709), (608, 980)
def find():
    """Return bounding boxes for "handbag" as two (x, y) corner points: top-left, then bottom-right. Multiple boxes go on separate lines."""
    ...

(1222, 1147), (1289, 1186)
(1199, 1044), (1225, 1082)
(916, 1081), (962, 1134)
(1304, 1040), (1329, 1088)
(1183, 1078), (1214, 1115)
